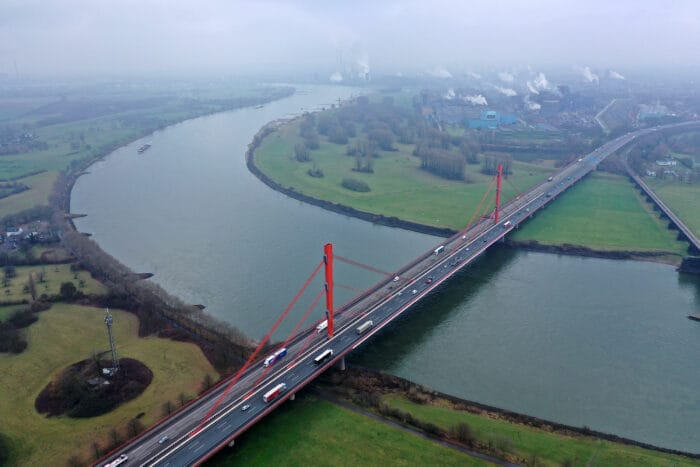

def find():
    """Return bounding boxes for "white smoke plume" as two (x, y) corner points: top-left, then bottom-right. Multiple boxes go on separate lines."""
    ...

(523, 94), (541, 110)
(443, 88), (456, 100)
(467, 71), (482, 80)
(463, 94), (488, 106)
(494, 85), (517, 97)
(575, 65), (599, 83)
(609, 70), (626, 80)
(498, 71), (515, 83)
(356, 54), (370, 80)
(329, 72), (343, 82)
(526, 72), (550, 94)
(428, 66), (453, 78)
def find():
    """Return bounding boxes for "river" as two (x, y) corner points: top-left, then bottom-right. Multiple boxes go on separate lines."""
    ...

(72, 85), (700, 453)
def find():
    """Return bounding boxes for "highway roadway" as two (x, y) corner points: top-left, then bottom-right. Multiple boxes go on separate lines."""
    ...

(99, 121), (698, 467)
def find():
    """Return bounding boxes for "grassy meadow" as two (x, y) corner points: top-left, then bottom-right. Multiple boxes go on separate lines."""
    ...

(0, 304), (218, 466)
(208, 393), (487, 467)
(1, 263), (107, 303)
(255, 120), (689, 255)
(380, 394), (698, 467)
(255, 120), (554, 230)
(647, 180), (700, 238)
(511, 172), (688, 254)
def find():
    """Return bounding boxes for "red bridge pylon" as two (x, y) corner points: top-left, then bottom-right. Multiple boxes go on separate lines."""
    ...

(323, 243), (334, 338)
(494, 163), (503, 224)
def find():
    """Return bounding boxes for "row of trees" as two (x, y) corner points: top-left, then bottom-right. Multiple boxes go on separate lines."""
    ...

(415, 144), (467, 181)
(481, 152), (514, 177)
(60, 230), (251, 372)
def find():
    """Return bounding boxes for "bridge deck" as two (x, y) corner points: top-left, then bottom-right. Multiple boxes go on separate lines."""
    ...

(624, 160), (700, 253)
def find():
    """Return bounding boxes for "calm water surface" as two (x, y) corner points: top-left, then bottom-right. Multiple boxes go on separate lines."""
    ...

(72, 86), (700, 452)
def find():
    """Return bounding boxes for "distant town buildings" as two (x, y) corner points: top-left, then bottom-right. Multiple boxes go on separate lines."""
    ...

(468, 111), (518, 129)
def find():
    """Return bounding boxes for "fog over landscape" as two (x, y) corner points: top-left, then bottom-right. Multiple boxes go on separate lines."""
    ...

(1, 0), (699, 78)
(2, 1), (700, 465)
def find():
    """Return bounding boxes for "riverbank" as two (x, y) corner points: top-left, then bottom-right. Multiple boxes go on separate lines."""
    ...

(247, 123), (688, 265)
(318, 367), (700, 463)
(245, 120), (456, 238)
(52, 90), (302, 373)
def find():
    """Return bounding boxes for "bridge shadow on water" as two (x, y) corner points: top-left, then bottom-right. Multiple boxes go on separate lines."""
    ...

(678, 270), (700, 311)
(350, 244), (518, 369)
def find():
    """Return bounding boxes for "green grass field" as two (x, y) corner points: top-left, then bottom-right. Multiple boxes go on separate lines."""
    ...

(381, 394), (698, 467)
(0, 171), (57, 219)
(208, 393), (487, 466)
(0, 84), (292, 221)
(255, 122), (689, 254)
(0, 304), (218, 466)
(1, 264), (107, 304)
(255, 121), (553, 230)
(511, 172), (688, 254)
(647, 181), (700, 238)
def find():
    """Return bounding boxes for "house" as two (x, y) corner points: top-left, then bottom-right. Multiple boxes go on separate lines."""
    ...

(6, 226), (23, 238)
(656, 158), (677, 167)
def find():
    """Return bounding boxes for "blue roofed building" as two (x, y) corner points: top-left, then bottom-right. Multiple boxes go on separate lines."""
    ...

(468, 111), (518, 129)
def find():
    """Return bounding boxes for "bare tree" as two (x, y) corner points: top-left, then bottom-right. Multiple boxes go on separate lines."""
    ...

(162, 400), (174, 416)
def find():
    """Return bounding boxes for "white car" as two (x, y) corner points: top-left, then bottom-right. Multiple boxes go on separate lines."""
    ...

(412, 289), (417, 295)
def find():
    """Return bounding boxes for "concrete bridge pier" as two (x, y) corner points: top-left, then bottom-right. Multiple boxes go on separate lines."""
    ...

(290, 393), (296, 401)
(228, 439), (235, 448)
(337, 356), (346, 371)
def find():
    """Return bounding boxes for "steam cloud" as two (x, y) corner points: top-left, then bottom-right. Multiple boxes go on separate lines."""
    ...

(444, 88), (456, 100)
(609, 70), (626, 80)
(526, 72), (550, 94)
(494, 85), (517, 97)
(467, 71), (483, 80)
(329, 71), (343, 82)
(575, 65), (599, 83)
(428, 66), (453, 78)
(498, 71), (515, 83)
(523, 94), (541, 110)
(464, 94), (488, 106)
(356, 54), (370, 80)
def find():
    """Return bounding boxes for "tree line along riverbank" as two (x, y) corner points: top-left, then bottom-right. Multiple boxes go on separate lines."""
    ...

(248, 99), (692, 264)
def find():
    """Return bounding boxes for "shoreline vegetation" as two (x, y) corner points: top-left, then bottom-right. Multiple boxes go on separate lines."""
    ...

(247, 117), (689, 266)
(3, 87), (695, 464)
(245, 99), (687, 266)
(47, 89), (301, 371)
(208, 366), (699, 465)
(322, 367), (700, 462)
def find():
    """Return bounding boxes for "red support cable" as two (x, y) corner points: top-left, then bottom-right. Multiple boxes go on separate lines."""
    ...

(335, 254), (395, 277)
(458, 175), (497, 243)
(192, 259), (323, 436)
(324, 243), (334, 338)
(246, 288), (325, 397)
(335, 282), (365, 293)
(494, 163), (503, 224)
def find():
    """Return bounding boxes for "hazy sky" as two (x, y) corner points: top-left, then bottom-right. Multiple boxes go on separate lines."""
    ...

(1, 0), (698, 77)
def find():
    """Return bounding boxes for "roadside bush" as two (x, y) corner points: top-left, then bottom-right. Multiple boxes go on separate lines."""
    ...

(341, 177), (370, 192)
(452, 422), (475, 446)
(0, 433), (9, 466)
(422, 422), (443, 437)
(0, 327), (27, 353)
(8, 309), (38, 329)
(29, 300), (52, 313)
(486, 433), (513, 456)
